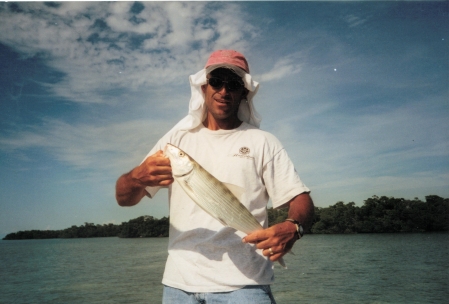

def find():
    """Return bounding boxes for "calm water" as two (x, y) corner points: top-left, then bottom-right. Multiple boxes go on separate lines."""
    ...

(1, 234), (448, 304)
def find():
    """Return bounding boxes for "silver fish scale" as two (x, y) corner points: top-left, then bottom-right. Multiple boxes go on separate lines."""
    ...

(178, 161), (263, 234)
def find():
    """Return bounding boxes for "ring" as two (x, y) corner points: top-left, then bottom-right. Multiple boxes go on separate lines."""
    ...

(268, 248), (274, 255)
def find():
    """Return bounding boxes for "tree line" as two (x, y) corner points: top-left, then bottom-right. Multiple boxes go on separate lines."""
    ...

(2, 216), (169, 240)
(311, 195), (449, 234)
(3, 195), (448, 240)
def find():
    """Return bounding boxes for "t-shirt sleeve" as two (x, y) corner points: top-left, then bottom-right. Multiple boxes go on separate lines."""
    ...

(263, 148), (310, 209)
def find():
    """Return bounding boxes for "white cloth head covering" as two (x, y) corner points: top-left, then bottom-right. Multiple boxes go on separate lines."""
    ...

(166, 56), (262, 135)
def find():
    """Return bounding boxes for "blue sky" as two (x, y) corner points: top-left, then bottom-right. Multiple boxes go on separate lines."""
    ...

(0, 1), (448, 236)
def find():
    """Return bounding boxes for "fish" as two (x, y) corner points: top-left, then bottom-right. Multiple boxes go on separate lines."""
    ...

(164, 143), (286, 268)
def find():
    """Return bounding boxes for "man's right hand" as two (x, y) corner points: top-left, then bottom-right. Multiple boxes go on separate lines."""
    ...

(131, 150), (174, 187)
(116, 150), (173, 206)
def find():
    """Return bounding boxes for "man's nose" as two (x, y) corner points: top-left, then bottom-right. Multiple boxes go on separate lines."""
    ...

(217, 84), (230, 95)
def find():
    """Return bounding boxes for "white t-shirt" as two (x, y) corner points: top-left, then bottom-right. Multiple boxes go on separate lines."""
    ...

(144, 122), (310, 293)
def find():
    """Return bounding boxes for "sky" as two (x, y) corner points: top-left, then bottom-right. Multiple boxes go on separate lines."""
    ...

(0, 1), (448, 236)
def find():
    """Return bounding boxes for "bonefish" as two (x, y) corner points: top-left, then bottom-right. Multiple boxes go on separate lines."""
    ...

(164, 143), (286, 268)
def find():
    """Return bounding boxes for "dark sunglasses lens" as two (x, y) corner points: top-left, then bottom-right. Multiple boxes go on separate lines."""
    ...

(209, 78), (224, 89)
(227, 81), (243, 91)
(209, 77), (243, 91)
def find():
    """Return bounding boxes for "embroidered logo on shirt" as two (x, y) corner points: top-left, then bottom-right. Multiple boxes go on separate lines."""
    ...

(233, 147), (254, 159)
(239, 147), (250, 155)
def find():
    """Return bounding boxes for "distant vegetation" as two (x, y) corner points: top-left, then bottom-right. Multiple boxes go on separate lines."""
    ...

(312, 195), (449, 234)
(3, 195), (448, 240)
(2, 216), (169, 240)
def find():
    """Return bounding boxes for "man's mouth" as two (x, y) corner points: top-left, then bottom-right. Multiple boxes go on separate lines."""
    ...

(215, 98), (230, 104)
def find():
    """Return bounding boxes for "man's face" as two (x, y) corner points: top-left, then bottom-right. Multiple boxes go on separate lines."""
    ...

(201, 68), (248, 123)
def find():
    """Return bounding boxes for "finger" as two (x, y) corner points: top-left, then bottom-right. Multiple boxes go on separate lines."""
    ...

(263, 247), (275, 257)
(263, 246), (289, 262)
(158, 178), (174, 186)
(150, 166), (173, 175)
(256, 237), (286, 250)
(269, 252), (286, 262)
(145, 157), (172, 172)
(146, 151), (171, 165)
(156, 174), (174, 182)
(242, 230), (270, 244)
(151, 157), (172, 167)
(153, 172), (174, 185)
(136, 169), (173, 186)
(262, 245), (285, 257)
(154, 150), (165, 157)
(157, 172), (174, 180)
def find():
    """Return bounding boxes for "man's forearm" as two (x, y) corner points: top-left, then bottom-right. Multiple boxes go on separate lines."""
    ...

(287, 192), (315, 231)
(115, 170), (147, 207)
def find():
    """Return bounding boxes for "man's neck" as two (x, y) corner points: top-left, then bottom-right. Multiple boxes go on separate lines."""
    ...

(203, 116), (242, 131)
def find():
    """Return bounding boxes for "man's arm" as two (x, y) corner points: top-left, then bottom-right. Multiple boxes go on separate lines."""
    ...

(115, 171), (148, 207)
(242, 192), (314, 262)
(284, 192), (315, 231)
(115, 150), (174, 206)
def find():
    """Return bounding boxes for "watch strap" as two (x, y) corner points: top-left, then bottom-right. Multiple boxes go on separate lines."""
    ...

(284, 218), (304, 239)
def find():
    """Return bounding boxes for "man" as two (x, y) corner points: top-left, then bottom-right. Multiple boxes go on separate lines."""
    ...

(116, 50), (314, 303)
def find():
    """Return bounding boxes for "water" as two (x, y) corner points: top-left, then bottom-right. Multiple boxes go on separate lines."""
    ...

(1, 234), (447, 304)
(0, 238), (167, 303)
(272, 233), (449, 304)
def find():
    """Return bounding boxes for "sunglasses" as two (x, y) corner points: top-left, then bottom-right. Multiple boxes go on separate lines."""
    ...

(207, 77), (244, 92)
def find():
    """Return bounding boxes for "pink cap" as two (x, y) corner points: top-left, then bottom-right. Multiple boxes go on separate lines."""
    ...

(205, 50), (250, 73)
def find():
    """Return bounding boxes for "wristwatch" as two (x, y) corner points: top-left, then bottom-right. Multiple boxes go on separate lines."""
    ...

(284, 218), (304, 239)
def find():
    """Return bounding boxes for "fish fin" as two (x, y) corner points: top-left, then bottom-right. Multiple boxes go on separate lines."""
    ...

(222, 182), (245, 201)
(278, 257), (287, 269)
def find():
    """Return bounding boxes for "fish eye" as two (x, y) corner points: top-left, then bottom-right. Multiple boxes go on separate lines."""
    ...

(178, 151), (185, 157)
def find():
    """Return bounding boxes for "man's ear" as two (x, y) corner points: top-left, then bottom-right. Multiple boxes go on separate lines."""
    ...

(201, 84), (207, 94)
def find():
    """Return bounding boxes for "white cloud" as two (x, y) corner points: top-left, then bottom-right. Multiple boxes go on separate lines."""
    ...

(257, 55), (302, 82)
(343, 14), (369, 28)
(258, 62), (298, 82)
(0, 118), (175, 178)
(0, 2), (256, 104)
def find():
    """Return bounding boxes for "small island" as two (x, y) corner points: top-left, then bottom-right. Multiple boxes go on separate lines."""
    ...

(3, 195), (448, 240)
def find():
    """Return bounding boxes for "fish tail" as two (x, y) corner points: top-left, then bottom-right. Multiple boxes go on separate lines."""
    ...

(278, 257), (287, 269)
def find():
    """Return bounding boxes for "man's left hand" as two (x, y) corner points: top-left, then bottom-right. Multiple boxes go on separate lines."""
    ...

(242, 221), (298, 262)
